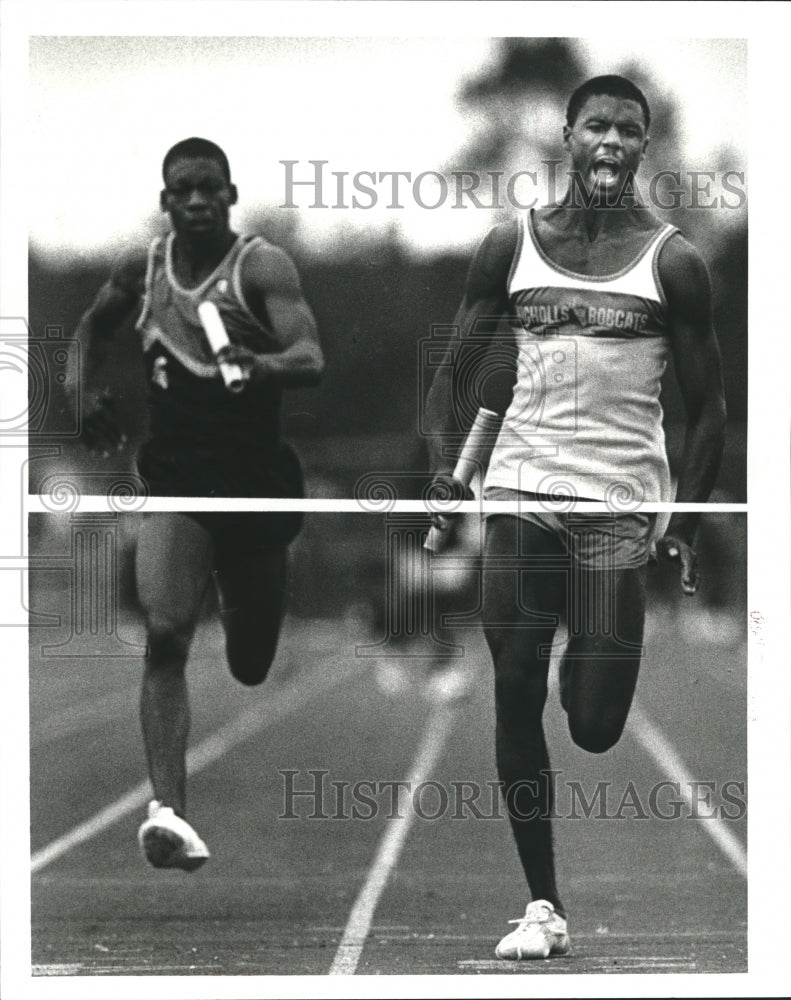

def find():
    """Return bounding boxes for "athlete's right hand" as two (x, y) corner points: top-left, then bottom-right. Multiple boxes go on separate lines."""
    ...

(425, 472), (474, 510)
(655, 534), (700, 596)
(425, 473), (474, 546)
(81, 390), (127, 457)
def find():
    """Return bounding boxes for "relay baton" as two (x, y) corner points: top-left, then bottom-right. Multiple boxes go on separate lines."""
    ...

(197, 300), (245, 394)
(424, 406), (503, 553)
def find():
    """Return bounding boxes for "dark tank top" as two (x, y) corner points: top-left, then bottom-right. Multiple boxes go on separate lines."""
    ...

(134, 234), (301, 498)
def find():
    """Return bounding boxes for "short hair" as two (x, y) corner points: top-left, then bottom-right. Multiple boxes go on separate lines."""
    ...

(162, 137), (231, 184)
(566, 76), (651, 132)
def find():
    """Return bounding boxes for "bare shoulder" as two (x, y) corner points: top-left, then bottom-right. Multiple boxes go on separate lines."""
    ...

(657, 232), (711, 307)
(108, 245), (148, 297)
(480, 219), (519, 268)
(467, 219), (518, 298)
(241, 237), (302, 293)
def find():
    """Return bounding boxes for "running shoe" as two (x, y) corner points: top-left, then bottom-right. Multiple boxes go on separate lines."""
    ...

(495, 900), (570, 960)
(137, 800), (210, 871)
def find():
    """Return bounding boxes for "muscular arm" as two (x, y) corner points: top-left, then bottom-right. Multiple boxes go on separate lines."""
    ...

(64, 249), (146, 404)
(654, 235), (727, 594)
(424, 221), (517, 474)
(64, 249), (146, 451)
(235, 243), (324, 387)
(660, 235), (727, 540)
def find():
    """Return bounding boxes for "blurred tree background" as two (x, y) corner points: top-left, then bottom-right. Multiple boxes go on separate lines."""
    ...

(28, 38), (746, 500)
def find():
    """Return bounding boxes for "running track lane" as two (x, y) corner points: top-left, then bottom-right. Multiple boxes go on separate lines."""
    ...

(324, 692), (746, 975)
(31, 687), (746, 972)
(31, 655), (360, 873)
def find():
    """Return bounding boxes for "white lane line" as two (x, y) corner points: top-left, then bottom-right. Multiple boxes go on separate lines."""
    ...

(30, 618), (328, 747)
(329, 702), (456, 976)
(31, 683), (141, 749)
(31, 659), (358, 874)
(31, 663), (223, 749)
(628, 701), (748, 878)
(32, 964), (84, 976)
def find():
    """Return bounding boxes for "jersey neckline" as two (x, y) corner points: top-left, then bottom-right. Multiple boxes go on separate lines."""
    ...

(164, 232), (241, 296)
(526, 208), (670, 284)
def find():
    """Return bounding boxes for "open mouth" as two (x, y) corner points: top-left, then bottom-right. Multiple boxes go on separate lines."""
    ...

(591, 159), (620, 182)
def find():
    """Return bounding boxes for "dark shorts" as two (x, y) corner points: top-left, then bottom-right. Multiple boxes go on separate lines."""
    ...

(135, 514), (293, 664)
(136, 439), (304, 499)
(178, 510), (303, 560)
(484, 487), (656, 570)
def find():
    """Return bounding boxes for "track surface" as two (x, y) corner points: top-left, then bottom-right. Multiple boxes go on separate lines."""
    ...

(29, 580), (747, 980)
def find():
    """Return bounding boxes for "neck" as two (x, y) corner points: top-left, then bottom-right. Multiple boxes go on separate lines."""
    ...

(560, 180), (642, 240)
(174, 229), (236, 261)
(173, 229), (236, 269)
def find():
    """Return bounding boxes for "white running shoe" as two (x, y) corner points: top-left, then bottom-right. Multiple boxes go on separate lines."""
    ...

(137, 800), (210, 872)
(495, 900), (570, 960)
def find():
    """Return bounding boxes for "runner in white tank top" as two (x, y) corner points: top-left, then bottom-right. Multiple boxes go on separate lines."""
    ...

(424, 77), (726, 961)
(485, 207), (677, 504)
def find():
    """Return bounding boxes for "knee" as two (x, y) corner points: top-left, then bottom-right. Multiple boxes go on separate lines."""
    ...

(494, 668), (545, 706)
(225, 634), (278, 687)
(492, 663), (549, 728)
(487, 624), (545, 678)
(228, 658), (270, 686)
(145, 622), (192, 672)
(568, 715), (624, 754)
(484, 624), (515, 666)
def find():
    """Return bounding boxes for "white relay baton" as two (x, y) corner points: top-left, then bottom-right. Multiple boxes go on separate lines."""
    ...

(424, 407), (503, 553)
(197, 300), (245, 394)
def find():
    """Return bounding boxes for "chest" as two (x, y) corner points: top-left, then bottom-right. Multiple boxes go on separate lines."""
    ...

(532, 218), (656, 276)
(169, 236), (238, 290)
(170, 255), (223, 290)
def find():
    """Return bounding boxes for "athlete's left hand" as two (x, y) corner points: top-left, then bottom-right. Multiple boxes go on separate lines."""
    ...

(655, 534), (699, 595)
(81, 389), (128, 457)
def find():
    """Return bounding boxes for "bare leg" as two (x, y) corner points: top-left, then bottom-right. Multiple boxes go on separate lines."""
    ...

(483, 515), (567, 915)
(135, 514), (213, 816)
(562, 565), (646, 753)
(214, 542), (289, 687)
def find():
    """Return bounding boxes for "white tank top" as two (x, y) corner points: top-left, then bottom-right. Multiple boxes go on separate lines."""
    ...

(484, 210), (678, 504)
